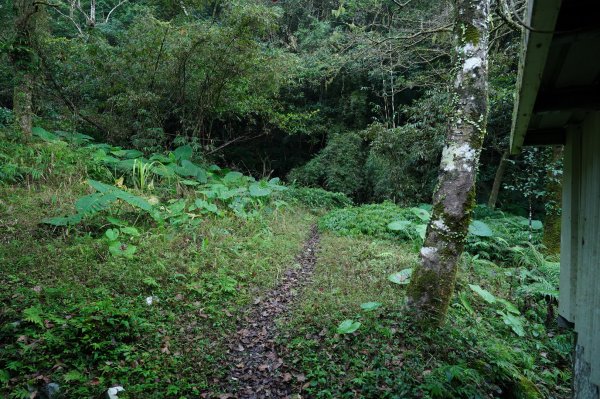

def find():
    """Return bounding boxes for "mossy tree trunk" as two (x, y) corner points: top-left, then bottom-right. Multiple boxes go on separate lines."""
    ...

(542, 145), (563, 255)
(406, 0), (490, 326)
(488, 150), (509, 209)
(11, 0), (40, 140)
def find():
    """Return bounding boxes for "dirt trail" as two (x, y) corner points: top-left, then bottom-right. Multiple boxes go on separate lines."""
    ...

(220, 225), (320, 398)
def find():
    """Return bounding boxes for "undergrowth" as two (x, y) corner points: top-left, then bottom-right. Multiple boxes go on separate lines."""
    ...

(0, 127), (326, 398)
(280, 233), (572, 399)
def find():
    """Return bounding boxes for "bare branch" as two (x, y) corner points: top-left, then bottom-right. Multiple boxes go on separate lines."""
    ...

(103, 0), (126, 24)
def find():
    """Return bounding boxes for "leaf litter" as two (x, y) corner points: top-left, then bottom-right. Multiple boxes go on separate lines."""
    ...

(218, 226), (320, 398)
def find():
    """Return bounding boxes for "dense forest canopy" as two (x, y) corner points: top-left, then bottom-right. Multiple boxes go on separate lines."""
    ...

(1, 0), (558, 214)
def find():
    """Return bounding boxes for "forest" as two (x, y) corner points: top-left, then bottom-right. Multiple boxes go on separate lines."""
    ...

(0, 0), (574, 398)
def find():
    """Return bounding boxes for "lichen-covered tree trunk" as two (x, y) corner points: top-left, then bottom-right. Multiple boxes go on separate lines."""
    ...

(406, 0), (490, 326)
(488, 150), (509, 209)
(542, 146), (563, 255)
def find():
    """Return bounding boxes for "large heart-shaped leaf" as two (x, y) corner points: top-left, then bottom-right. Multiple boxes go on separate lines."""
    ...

(336, 319), (361, 334)
(469, 220), (493, 237)
(388, 220), (411, 231)
(249, 183), (272, 197)
(173, 145), (192, 161)
(388, 268), (413, 285)
(410, 207), (431, 221)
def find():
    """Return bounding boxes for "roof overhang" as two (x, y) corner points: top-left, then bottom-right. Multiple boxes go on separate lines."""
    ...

(510, 0), (600, 154)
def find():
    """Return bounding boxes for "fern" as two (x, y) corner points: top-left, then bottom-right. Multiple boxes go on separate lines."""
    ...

(23, 306), (44, 327)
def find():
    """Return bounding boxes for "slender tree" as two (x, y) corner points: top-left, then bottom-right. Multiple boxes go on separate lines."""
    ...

(406, 0), (490, 325)
(11, 0), (41, 139)
(488, 150), (509, 209)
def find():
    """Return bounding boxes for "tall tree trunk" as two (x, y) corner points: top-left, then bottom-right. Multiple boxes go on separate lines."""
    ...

(488, 150), (509, 209)
(11, 0), (39, 140)
(13, 72), (33, 139)
(542, 145), (563, 255)
(406, 0), (490, 326)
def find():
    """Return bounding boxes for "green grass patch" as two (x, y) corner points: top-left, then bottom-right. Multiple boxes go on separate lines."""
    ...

(280, 233), (572, 399)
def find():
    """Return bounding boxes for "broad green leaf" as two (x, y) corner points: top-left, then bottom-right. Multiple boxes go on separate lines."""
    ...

(387, 220), (411, 231)
(173, 145), (192, 161)
(498, 298), (521, 315)
(388, 268), (413, 285)
(42, 214), (83, 226)
(468, 284), (496, 303)
(360, 302), (383, 311)
(410, 207), (431, 221)
(88, 180), (153, 212)
(105, 228), (119, 241)
(175, 160), (207, 183)
(223, 171), (244, 183)
(111, 149), (143, 159)
(106, 216), (127, 227)
(195, 199), (218, 214)
(109, 242), (137, 259)
(520, 219), (543, 230)
(249, 183), (271, 197)
(498, 311), (525, 337)
(469, 220), (493, 237)
(336, 319), (361, 334)
(32, 127), (59, 141)
(458, 291), (474, 315)
(75, 192), (117, 215)
(120, 226), (140, 237)
(414, 224), (427, 239)
(149, 153), (173, 163)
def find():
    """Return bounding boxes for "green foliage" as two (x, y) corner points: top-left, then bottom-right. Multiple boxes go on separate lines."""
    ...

(319, 202), (420, 240)
(282, 187), (353, 210)
(288, 132), (368, 199)
(388, 269), (413, 285)
(283, 232), (572, 399)
(336, 319), (361, 334)
(360, 302), (382, 311)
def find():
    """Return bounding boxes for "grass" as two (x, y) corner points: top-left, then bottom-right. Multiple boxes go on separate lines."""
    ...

(0, 134), (316, 398)
(0, 130), (573, 399)
(280, 231), (573, 399)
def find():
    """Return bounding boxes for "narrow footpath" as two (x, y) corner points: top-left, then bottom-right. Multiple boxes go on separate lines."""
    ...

(220, 225), (320, 398)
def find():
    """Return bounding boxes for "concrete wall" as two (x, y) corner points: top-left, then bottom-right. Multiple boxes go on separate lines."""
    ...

(560, 112), (600, 398)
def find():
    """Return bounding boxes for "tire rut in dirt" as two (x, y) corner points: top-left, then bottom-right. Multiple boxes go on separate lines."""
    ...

(221, 225), (320, 398)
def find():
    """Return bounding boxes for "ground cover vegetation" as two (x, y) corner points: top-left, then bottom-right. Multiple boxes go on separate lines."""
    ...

(1, 0), (572, 397)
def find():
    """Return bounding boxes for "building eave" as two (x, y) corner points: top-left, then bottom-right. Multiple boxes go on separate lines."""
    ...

(509, 0), (562, 155)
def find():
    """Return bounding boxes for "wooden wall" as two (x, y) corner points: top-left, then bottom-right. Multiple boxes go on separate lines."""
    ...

(560, 111), (600, 394)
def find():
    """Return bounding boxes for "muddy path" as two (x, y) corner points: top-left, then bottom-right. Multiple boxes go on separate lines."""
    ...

(219, 225), (320, 398)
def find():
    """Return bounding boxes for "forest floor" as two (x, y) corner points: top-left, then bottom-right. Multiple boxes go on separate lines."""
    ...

(0, 133), (574, 399)
(220, 226), (320, 398)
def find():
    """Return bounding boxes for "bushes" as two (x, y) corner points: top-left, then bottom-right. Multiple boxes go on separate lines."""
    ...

(288, 131), (369, 200)
(283, 186), (353, 210)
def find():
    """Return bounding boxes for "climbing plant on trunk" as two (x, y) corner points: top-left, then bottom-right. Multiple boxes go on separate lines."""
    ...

(406, 0), (490, 326)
